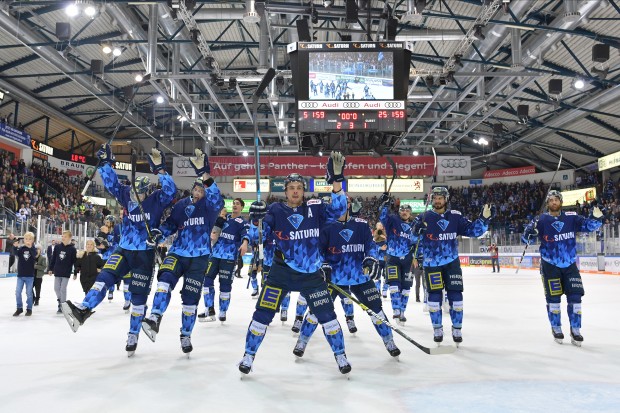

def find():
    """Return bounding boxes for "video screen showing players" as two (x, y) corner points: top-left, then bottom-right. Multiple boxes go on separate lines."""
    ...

(308, 51), (394, 100)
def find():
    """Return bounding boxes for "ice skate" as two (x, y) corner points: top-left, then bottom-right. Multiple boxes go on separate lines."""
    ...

(345, 315), (357, 334)
(198, 307), (216, 322)
(570, 328), (583, 347)
(251, 288), (259, 299)
(180, 334), (193, 357)
(334, 353), (352, 377)
(219, 310), (227, 324)
(126, 333), (138, 357)
(293, 338), (307, 358)
(551, 327), (564, 344)
(141, 315), (161, 342)
(123, 301), (131, 314)
(280, 309), (288, 323)
(384, 339), (401, 359)
(452, 326), (462, 347)
(108, 291), (113, 302)
(61, 301), (94, 333)
(398, 313), (407, 326)
(434, 327), (444, 345)
(291, 315), (303, 334)
(392, 309), (401, 321)
(238, 353), (255, 376)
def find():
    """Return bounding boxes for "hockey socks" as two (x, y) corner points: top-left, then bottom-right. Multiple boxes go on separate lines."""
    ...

(341, 297), (354, 317)
(428, 301), (442, 328)
(202, 286), (215, 308)
(371, 310), (392, 341)
(389, 285), (402, 317)
(244, 320), (268, 355)
(181, 304), (198, 336)
(123, 282), (131, 303)
(449, 300), (463, 328)
(401, 289), (411, 313)
(547, 302), (562, 328)
(299, 313), (319, 340)
(567, 303), (582, 329)
(219, 292), (231, 312)
(295, 295), (308, 317)
(151, 282), (172, 316)
(321, 319), (345, 356)
(281, 292), (291, 311)
(129, 305), (146, 335)
(82, 281), (108, 310)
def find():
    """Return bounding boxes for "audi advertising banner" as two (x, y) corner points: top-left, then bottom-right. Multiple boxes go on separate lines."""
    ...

(183, 155), (436, 177)
(436, 156), (471, 177)
(483, 165), (535, 179)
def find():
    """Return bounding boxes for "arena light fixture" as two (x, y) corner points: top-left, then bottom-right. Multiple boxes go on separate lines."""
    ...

(242, 151), (249, 157)
(84, 5), (97, 17)
(135, 74), (143, 82)
(412, 150), (419, 156)
(156, 95), (165, 104)
(573, 78), (585, 89)
(102, 44), (112, 54)
(66, 3), (79, 17)
(112, 47), (122, 57)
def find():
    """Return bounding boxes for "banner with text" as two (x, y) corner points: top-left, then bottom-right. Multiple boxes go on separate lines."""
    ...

(598, 150), (620, 171)
(561, 187), (596, 206)
(310, 179), (347, 193)
(233, 178), (270, 193)
(399, 199), (427, 213)
(390, 178), (423, 192)
(436, 156), (471, 177)
(483, 165), (535, 179)
(223, 199), (252, 213)
(207, 155), (436, 177)
(0, 123), (30, 147)
(348, 179), (385, 193)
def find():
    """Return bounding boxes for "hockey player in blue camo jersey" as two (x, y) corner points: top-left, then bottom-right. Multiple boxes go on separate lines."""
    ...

(238, 151), (350, 375)
(141, 148), (224, 355)
(521, 190), (603, 346)
(97, 215), (121, 302)
(61, 144), (176, 357)
(293, 197), (401, 359)
(378, 194), (417, 324)
(199, 198), (250, 322)
(412, 187), (494, 345)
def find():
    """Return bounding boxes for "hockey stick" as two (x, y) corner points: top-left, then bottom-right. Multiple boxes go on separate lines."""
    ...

(412, 147), (438, 258)
(81, 75), (152, 197)
(386, 156), (397, 195)
(515, 154), (563, 273)
(130, 150), (161, 265)
(328, 282), (456, 355)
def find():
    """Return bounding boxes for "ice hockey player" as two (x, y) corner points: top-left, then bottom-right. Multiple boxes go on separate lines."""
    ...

(238, 151), (350, 376)
(60, 145), (176, 357)
(293, 197), (400, 359)
(141, 148), (224, 355)
(378, 195), (417, 324)
(521, 190), (603, 346)
(97, 215), (130, 309)
(199, 198), (249, 322)
(412, 187), (494, 346)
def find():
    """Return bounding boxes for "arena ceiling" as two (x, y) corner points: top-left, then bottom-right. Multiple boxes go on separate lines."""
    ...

(0, 0), (619, 177)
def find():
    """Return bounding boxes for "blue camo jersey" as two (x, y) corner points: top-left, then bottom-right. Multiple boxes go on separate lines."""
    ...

(531, 211), (602, 268)
(159, 183), (224, 258)
(371, 239), (386, 261)
(321, 217), (374, 285)
(415, 209), (487, 267)
(258, 192), (347, 273)
(211, 214), (250, 260)
(263, 235), (276, 267)
(99, 164), (176, 251)
(380, 205), (417, 257)
(102, 224), (121, 260)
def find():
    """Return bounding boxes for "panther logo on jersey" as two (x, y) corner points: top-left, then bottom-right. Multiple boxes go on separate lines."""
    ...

(288, 214), (304, 230)
(437, 219), (449, 232)
(551, 221), (564, 233)
(339, 229), (353, 242)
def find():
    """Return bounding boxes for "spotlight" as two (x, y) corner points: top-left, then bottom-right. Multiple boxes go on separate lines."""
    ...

(318, 150), (323, 156)
(66, 3), (79, 17)
(439, 75), (447, 85)
(156, 95), (165, 104)
(228, 77), (237, 89)
(424, 75), (434, 88)
(573, 78), (585, 89)
(591, 65), (609, 80)
(242, 150), (248, 157)
(102, 44), (112, 54)
(473, 25), (485, 41)
(84, 5), (97, 17)
(135, 74), (143, 83)
(446, 71), (455, 83)
(412, 150), (419, 156)
(112, 47), (122, 57)
(206, 56), (215, 70)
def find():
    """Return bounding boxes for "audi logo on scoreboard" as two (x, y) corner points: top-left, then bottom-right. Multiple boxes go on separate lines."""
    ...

(297, 100), (405, 110)
(437, 156), (471, 177)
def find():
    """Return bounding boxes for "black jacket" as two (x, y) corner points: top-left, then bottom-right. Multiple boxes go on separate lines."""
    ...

(75, 252), (104, 287)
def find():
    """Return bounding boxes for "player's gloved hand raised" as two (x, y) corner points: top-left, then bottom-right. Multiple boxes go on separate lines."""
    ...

(147, 148), (166, 175)
(146, 228), (163, 248)
(362, 256), (380, 280)
(96, 144), (115, 166)
(320, 263), (332, 283)
(325, 151), (346, 184)
(412, 220), (428, 235)
(189, 148), (211, 176)
(249, 201), (267, 222)
(482, 204), (496, 222)
(214, 216), (226, 230)
(521, 223), (538, 244)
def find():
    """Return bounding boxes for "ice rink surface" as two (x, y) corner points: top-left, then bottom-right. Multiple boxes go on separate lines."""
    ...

(1, 267), (619, 413)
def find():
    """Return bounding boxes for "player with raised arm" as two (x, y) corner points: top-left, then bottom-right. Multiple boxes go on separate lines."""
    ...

(378, 196), (417, 324)
(199, 198), (250, 323)
(60, 145), (176, 357)
(293, 197), (400, 359)
(412, 187), (494, 346)
(521, 191), (603, 346)
(238, 152), (350, 376)
(140, 148), (224, 355)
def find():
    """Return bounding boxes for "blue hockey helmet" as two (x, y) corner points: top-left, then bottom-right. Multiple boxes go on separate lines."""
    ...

(284, 173), (307, 191)
(431, 186), (449, 201)
(546, 190), (562, 203)
(134, 176), (151, 194)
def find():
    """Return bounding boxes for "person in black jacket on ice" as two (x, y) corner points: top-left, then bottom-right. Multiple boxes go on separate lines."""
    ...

(75, 239), (104, 294)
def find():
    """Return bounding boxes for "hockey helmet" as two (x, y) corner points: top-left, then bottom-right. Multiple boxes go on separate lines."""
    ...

(134, 176), (151, 194)
(546, 189), (562, 203)
(104, 215), (115, 224)
(284, 173), (307, 191)
(431, 186), (449, 201)
(399, 203), (412, 212)
(192, 177), (204, 189)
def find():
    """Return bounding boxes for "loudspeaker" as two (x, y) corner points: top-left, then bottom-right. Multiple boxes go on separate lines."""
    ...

(387, 17), (398, 41)
(517, 105), (529, 119)
(341, 34), (352, 41)
(296, 18), (311, 42)
(548, 79), (562, 95)
(592, 44), (610, 63)
(345, 0), (358, 23)
(493, 124), (503, 135)
(90, 59), (103, 74)
(56, 22), (71, 41)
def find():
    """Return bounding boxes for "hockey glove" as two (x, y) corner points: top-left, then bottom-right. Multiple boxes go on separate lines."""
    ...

(325, 151), (346, 184)
(213, 216), (226, 231)
(96, 144), (115, 166)
(146, 228), (163, 248)
(379, 192), (390, 205)
(591, 206), (604, 221)
(412, 220), (428, 235)
(249, 201), (267, 222)
(189, 148), (211, 176)
(147, 148), (166, 175)
(482, 204), (496, 222)
(362, 256), (380, 280)
(320, 263), (332, 283)
(521, 223), (538, 245)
